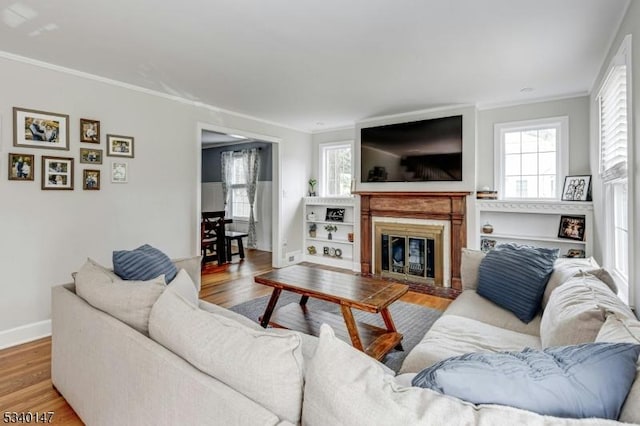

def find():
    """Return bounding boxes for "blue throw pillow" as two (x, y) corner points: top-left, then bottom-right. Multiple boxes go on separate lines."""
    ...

(113, 244), (177, 284)
(477, 243), (558, 323)
(412, 342), (640, 420)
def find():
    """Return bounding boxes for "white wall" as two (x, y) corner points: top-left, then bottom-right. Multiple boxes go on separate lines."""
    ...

(589, 1), (640, 312)
(0, 56), (312, 347)
(476, 96), (591, 191)
(201, 181), (273, 251)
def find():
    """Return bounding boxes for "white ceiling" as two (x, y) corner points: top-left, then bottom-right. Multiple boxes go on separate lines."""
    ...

(0, 0), (629, 132)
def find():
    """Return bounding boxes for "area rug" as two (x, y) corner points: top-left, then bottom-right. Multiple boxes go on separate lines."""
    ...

(230, 292), (442, 372)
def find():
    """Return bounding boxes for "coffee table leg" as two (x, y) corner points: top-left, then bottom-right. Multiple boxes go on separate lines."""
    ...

(260, 288), (282, 328)
(381, 308), (404, 350)
(299, 295), (309, 306)
(341, 305), (364, 351)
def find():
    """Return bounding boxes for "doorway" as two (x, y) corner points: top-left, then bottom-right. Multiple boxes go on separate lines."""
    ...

(196, 123), (283, 268)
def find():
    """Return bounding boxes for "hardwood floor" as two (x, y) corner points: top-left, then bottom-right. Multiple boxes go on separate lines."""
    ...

(0, 250), (452, 424)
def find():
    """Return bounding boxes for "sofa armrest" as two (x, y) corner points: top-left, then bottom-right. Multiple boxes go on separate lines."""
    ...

(172, 255), (202, 291)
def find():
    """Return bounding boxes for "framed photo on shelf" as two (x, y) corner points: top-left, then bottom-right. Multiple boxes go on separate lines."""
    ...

(80, 148), (103, 165)
(107, 134), (134, 158)
(80, 119), (100, 143)
(325, 207), (345, 222)
(41, 156), (74, 190)
(8, 153), (35, 181)
(561, 175), (591, 201)
(111, 161), (128, 183)
(83, 169), (100, 190)
(558, 215), (586, 241)
(13, 107), (69, 150)
(480, 238), (496, 253)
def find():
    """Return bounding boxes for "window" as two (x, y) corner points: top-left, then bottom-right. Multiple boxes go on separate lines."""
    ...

(494, 117), (568, 199)
(230, 154), (251, 220)
(319, 142), (352, 196)
(599, 35), (631, 302)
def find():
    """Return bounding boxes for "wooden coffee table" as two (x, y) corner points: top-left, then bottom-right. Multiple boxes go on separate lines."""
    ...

(254, 265), (409, 360)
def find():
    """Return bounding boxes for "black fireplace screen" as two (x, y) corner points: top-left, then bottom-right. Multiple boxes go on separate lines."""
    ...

(381, 234), (434, 279)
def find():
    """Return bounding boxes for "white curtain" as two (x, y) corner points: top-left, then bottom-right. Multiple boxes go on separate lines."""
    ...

(243, 149), (261, 248)
(220, 151), (234, 216)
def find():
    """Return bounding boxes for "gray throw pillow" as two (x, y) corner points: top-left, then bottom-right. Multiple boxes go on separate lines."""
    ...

(412, 342), (640, 420)
(477, 243), (558, 323)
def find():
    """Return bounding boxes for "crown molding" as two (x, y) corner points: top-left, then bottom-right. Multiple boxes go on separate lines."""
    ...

(476, 92), (589, 111)
(0, 50), (310, 134)
(356, 104), (476, 126)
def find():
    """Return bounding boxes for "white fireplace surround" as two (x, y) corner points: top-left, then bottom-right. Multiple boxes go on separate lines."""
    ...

(372, 216), (451, 287)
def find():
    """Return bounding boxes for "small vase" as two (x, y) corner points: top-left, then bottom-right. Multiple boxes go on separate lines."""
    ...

(310, 231), (316, 238)
(328, 233), (332, 240)
(482, 223), (494, 234)
(348, 232), (354, 242)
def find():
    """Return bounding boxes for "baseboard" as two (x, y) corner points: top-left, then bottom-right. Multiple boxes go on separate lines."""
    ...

(0, 319), (51, 350)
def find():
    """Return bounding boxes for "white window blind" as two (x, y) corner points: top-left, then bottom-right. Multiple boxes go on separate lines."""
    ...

(599, 63), (628, 182)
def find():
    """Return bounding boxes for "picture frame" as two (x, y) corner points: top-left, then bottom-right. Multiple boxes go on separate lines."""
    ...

(107, 134), (134, 158)
(561, 175), (591, 201)
(80, 148), (103, 164)
(111, 161), (128, 183)
(566, 249), (586, 258)
(83, 169), (100, 190)
(8, 153), (35, 181)
(558, 215), (586, 241)
(13, 107), (69, 150)
(80, 119), (100, 143)
(325, 207), (345, 222)
(480, 238), (496, 253)
(41, 156), (74, 190)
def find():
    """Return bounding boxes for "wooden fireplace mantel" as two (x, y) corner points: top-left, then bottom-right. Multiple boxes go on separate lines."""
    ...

(355, 191), (470, 290)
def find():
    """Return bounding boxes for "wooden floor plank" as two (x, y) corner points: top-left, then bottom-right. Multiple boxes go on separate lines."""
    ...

(0, 249), (452, 423)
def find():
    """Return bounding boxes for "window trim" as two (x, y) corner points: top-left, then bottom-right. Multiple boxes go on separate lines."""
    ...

(318, 140), (353, 197)
(493, 116), (569, 200)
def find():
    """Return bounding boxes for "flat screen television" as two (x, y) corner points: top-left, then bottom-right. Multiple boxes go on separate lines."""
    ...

(360, 115), (463, 182)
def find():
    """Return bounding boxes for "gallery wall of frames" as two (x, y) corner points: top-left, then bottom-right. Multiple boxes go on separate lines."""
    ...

(7, 107), (135, 190)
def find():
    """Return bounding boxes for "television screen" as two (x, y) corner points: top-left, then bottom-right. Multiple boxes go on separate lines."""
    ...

(360, 115), (462, 182)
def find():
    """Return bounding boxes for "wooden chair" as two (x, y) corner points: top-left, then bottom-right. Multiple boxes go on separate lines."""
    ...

(201, 211), (228, 267)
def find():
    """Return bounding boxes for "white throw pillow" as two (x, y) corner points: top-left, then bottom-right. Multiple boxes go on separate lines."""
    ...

(74, 258), (166, 335)
(596, 313), (640, 424)
(149, 287), (305, 424)
(460, 248), (485, 291)
(542, 257), (601, 308)
(540, 273), (634, 348)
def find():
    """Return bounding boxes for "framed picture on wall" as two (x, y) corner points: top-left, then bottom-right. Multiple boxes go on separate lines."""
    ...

(80, 148), (103, 164)
(8, 153), (35, 181)
(107, 134), (134, 158)
(13, 107), (69, 150)
(111, 161), (128, 183)
(558, 215), (586, 241)
(325, 208), (345, 222)
(80, 119), (100, 143)
(561, 175), (591, 201)
(41, 156), (74, 190)
(83, 169), (100, 190)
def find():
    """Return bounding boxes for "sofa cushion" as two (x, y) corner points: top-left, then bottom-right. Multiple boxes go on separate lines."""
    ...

(172, 255), (203, 291)
(74, 258), (165, 335)
(113, 244), (177, 283)
(412, 342), (640, 420)
(443, 290), (541, 336)
(596, 313), (640, 424)
(399, 314), (541, 374)
(540, 273), (635, 348)
(149, 286), (305, 424)
(303, 324), (622, 426)
(543, 257), (618, 308)
(460, 248), (485, 291)
(477, 243), (558, 323)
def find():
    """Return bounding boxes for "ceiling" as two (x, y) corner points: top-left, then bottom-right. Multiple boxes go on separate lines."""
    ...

(0, 0), (629, 132)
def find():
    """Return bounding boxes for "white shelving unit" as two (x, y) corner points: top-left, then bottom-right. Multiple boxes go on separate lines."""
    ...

(476, 200), (593, 257)
(302, 196), (359, 270)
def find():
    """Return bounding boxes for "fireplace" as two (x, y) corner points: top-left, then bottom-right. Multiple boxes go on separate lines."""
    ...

(374, 221), (447, 286)
(356, 192), (469, 290)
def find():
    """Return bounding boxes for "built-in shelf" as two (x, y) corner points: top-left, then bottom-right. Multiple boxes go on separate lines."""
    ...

(476, 199), (593, 257)
(303, 197), (358, 270)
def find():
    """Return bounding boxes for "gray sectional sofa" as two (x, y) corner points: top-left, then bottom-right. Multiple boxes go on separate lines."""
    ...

(51, 253), (640, 425)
